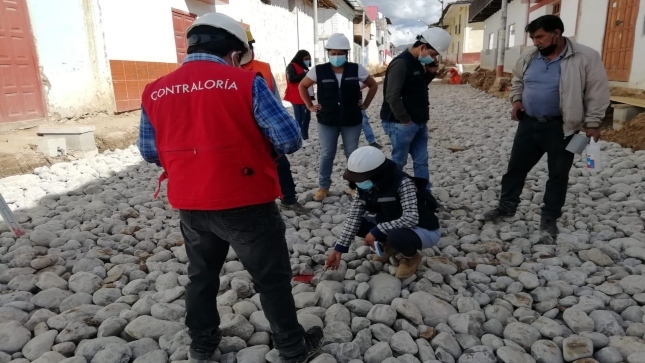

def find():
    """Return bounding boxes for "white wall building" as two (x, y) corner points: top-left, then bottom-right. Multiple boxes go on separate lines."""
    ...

(470, 0), (645, 89)
(1, 0), (374, 129)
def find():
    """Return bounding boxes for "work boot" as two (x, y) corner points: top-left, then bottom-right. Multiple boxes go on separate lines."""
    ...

(540, 217), (559, 237)
(395, 253), (422, 279)
(482, 207), (515, 221)
(282, 326), (325, 363)
(369, 142), (382, 149)
(281, 201), (310, 215)
(314, 188), (329, 201)
(372, 244), (397, 263)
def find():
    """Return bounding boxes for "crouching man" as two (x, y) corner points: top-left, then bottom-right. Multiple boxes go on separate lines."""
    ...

(324, 146), (442, 278)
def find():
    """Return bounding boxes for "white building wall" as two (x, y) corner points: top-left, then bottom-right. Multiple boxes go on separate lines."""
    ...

(25, 0), (113, 118)
(317, 6), (354, 65)
(576, 0), (608, 51)
(98, 0), (214, 64)
(465, 22), (484, 53)
(367, 22), (379, 67)
(217, 0), (316, 85)
(480, 0), (528, 71)
(98, 0), (314, 85)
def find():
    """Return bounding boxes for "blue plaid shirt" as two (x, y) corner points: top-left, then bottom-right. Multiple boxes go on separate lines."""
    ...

(137, 53), (301, 165)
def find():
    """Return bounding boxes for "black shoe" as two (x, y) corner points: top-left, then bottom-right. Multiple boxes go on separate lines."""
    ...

(369, 142), (382, 149)
(482, 207), (515, 221)
(540, 217), (558, 237)
(282, 327), (324, 363)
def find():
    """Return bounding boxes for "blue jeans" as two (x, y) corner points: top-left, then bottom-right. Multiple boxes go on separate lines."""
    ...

(361, 110), (376, 144)
(293, 104), (311, 140)
(382, 121), (430, 186)
(318, 123), (362, 189)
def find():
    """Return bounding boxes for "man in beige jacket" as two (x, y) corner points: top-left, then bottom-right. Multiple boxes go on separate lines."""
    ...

(483, 15), (609, 237)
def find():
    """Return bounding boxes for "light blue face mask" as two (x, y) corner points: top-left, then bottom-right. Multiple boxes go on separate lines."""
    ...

(356, 180), (374, 190)
(419, 55), (435, 64)
(304, 60), (311, 67)
(330, 55), (347, 67)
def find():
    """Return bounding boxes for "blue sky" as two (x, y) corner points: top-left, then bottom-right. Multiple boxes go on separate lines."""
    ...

(362, 0), (456, 46)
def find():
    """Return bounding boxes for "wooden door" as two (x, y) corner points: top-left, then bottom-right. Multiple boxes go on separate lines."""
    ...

(172, 9), (196, 64)
(602, 0), (640, 82)
(0, 0), (45, 123)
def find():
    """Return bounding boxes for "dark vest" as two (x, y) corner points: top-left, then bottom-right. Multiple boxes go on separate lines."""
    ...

(315, 63), (362, 127)
(380, 50), (430, 124)
(358, 170), (439, 231)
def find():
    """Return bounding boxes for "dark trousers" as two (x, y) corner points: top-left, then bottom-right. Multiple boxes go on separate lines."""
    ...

(293, 104), (311, 140)
(276, 156), (297, 205)
(179, 203), (305, 357)
(499, 117), (575, 219)
(358, 218), (421, 257)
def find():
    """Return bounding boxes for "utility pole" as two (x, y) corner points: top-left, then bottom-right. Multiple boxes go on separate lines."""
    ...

(313, 0), (319, 66)
(361, 9), (366, 66)
(439, 0), (445, 27)
(496, 0), (508, 77)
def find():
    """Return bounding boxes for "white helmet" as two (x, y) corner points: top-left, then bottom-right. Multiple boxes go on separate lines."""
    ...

(325, 33), (351, 51)
(343, 146), (386, 182)
(186, 12), (253, 65)
(418, 27), (452, 56)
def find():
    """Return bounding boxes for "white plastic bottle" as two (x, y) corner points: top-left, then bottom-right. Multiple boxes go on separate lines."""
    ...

(585, 139), (602, 172)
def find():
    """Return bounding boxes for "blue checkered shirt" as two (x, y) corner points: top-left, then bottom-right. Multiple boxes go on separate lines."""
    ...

(137, 53), (301, 165)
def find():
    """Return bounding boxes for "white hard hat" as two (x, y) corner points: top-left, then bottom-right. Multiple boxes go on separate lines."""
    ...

(186, 12), (253, 65)
(325, 33), (351, 51)
(343, 146), (386, 182)
(419, 27), (452, 56)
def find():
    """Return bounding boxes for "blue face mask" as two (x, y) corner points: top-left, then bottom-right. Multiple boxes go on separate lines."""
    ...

(304, 60), (311, 67)
(356, 180), (374, 190)
(419, 55), (435, 64)
(329, 55), (347, 67)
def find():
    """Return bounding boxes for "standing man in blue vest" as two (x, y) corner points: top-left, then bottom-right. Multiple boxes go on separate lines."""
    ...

(380, 28), (451, 188)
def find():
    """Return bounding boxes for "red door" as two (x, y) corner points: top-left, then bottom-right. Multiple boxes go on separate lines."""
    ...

(0, 0), (45, 123)
(172, 9), (196, 64)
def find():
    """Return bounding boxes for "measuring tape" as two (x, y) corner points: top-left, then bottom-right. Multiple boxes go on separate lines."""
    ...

(0, 193), (24, 237)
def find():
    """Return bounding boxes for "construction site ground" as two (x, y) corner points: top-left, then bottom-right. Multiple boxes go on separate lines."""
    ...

(0, 67), (643, 179)
(0, 112), (140, 178)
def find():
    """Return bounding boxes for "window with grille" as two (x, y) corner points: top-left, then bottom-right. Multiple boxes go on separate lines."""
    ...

(488, 33), (495, 49)
(508, 24), (516, 47)
(552, 1), (561, 16)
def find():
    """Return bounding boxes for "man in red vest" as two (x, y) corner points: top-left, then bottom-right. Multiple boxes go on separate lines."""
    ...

(241, 29), (308, 214)
(136, 12), (323, 363)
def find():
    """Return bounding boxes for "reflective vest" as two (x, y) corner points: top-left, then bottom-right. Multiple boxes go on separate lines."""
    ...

(242, 60), (274, 91)
(284, 62), (306, 105)
(315, 63), (362, 127)
(141, 61), (281, 211)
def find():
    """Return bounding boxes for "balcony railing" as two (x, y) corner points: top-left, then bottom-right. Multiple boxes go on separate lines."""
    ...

(469, 0), (507, 22)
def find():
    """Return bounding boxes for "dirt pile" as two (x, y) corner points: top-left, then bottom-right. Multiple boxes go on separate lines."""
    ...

(462, 68), (513, 99)
(603, 112), (645, 151)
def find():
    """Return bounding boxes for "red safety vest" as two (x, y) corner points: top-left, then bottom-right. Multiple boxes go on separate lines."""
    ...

(284, 62), (306, 105)
(141, 61), (281, 211)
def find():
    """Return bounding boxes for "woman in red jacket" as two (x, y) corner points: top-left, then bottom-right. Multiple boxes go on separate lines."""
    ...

(284, 50), (313, 146)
